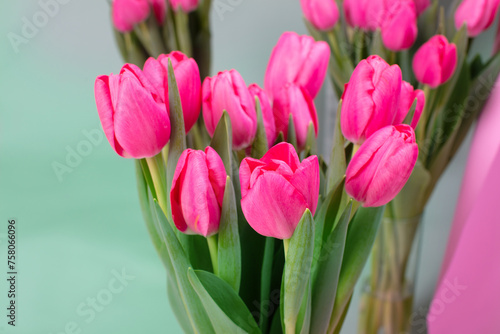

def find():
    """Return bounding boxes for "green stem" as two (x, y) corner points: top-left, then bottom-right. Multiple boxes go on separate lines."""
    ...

(207, 234), (219, 275)
(146, 155), (168, 216)
(417, 85), (432, 144)
(283, 239), (290, 259)
(174, 10), (193, 57)
(260, 237), (275, 333)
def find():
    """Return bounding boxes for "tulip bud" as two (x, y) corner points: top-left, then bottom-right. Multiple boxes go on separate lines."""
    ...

(414, 0), (430, 15)
(344, 0), (369, 29)
(112, 0), (166, 33)
(394, 81), (425, 129)
(341, 55), (402, 144)
(366, 0), (417, 51)
(300, 0), (340, 31)
(170, 147), (227, 237)
(346, 125), (418, 207)
(413, 35), (457, 88)
(202, 70), (257, 150)
(248, 84), (277, 148)
(455, 0), (500, 37)
(273, 84), (319, 150)
(240, 143), (319, 239)
(265, 32), (330, 100)
(169, 0), (200, 12)
(143, 52), (202, 133)
(94, 64), (170, 159)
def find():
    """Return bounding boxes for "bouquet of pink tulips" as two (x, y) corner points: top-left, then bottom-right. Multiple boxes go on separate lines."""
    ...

(93, 0), (500, 333)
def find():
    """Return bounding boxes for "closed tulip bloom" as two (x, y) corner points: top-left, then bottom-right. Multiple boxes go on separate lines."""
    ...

(300, 0), (340, 31)
(414, 0), (430, 15)
(344, 0), (369, 29)
(240, 143), (319, 239)
(170, 147), (227, 237)
(169, 0), (200, 12)
(413, 35), (457, 88)
(265, 32), (330, 100)
(341, 55), (402, 144)
(143, 52), (201, 133)
(248, 84), (277, 148)
(112, 0), (166, 32)
(94, 64), (170, 159)
(273, 84), (319, 150)
(455, 0), (500, 37)
(394, 81), (425, 129)
(202, 70), (257, 150)
(346, 125), (418, 207)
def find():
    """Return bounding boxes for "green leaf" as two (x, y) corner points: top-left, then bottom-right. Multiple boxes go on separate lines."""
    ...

(328, 206), (385, 332)
(403, 98), (418, 127)
(303, 122), (317, 157)
(211, 111), (233, 179)
(218, 176), (241, 292)
(167, 277), (195, 334)
(188, 269), (261, 334)
(327, 100), (346, 194)
(283, 210), (315, 334)
(287, 114), (298, 151)
(309, 202), (351, 334)
(251, 98), (269, 159)
(151, 201), (214, 334)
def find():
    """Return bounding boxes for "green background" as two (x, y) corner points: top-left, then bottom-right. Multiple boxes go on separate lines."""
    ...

(0, 1), (490, 333)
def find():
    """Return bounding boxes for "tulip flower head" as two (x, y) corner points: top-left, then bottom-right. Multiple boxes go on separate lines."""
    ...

(202, 70), (257, 150)
(112, 0), (166, 32)
(169, 0), (200, 12)
(265, 32), (330, 100)
(248, 84), (277, 148)
(170, 147), (227, 237)
(341, 55), (402, 144)
(346, 125), (419, 207)
(455, 0), (500, 37)
(143, 52), (202, 133)
(240, 143), (320, 239)
(394, 81), (425, 129)
(413, 35), (457, 88)
(94, 63), (170, 159)
(300, 0), (340, 31)
(344, 0), (370, 29)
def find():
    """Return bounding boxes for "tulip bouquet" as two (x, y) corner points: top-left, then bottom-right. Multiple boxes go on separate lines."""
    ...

(301, 0), (500, 332)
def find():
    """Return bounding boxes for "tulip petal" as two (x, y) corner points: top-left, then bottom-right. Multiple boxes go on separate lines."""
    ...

(261, 142), (301, 172)
(289, 155), (320, 215)
(205, 146), (227, 207)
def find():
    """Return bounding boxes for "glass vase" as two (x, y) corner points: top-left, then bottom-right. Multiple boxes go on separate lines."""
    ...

(358, 214), (423, 334)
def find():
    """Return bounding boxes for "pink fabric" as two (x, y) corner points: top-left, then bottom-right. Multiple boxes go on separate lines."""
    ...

(428, 79), (500, 333)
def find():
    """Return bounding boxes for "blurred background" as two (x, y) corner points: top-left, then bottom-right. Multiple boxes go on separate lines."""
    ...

(0, 0), (492, 333)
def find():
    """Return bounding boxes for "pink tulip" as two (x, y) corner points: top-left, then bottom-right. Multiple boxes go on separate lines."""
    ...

(112, 0), (166, 33)
(341, 55), (402, 144)
(169, 0), (200, 12)
(414, 0), (430, 15)
(300, 0), (340, 31)
(365, 0), (417, 51)
(248, 84), (277, 148)
(413, 35), (457, 88)
(202, 70), (257, 150)
(143, 52), (201, 133)
(170, 147), (227, 237)
(455, 0), (500, 37)
(94, 64), (170, 159)
(394, 81), (425, 129)
(265, 32), (330, 100)
(344, 0), (369, 29)
(273, 84), (319, 150)
(346, 125), (418, 207)
(240, 143), (319, 239)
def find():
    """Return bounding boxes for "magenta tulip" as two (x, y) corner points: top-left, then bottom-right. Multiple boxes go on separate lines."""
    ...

(346, 125), (418, 207)
(414, 0), (430, 15)
(248, 84), (277, 148)
(240, 143), (319, 239)
(455, 0), (500, 37)
(341, 55), (402, 144)
(300, 0), (340, 31)
(273, 84), (319, 150)
(413, 35), (457, 88)
(169, 0), (200, 12)
(264, 32), (330, 100)
(344, 0), (369, 29)
(94, 64), (170, 159)
(143, 51), (201, 133)
(202, 70), (257, 150)
(112, 0), (166, 33)
(170, 147), (227, 237)
(394, 81), (425, 129)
